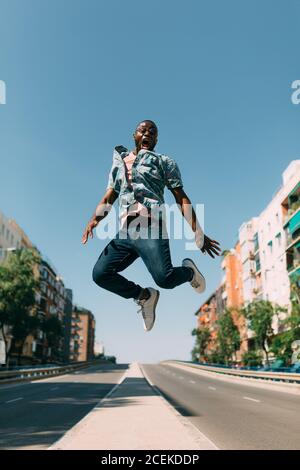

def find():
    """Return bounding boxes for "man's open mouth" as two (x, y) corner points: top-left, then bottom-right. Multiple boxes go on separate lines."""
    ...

(141, 138), (151, 148)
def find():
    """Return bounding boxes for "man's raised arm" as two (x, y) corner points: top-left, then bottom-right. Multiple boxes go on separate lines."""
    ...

(170, 187), (221, 258)
(82, 188), (118, 245)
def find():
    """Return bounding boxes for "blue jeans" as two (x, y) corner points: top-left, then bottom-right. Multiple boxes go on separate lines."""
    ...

(92, 216), (193, 299)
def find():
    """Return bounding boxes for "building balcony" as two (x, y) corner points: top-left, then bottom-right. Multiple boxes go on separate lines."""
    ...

(284, 206), (300, 234)
(283, 201), (300, 227)
(286, 231), (300, 251)
(72, 316), (81, 323)
(288, 259), (300, 275)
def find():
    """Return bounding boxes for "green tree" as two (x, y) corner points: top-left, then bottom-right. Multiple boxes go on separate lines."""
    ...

(242, 350), (263, 367)
(0, 248), (40, 365)
(191, 327), (211, 362)
(290, 272), (300, 304)
(216, 309), (240, 364)
(206, 349), (226, 365)
(270, 277), (300, 365)
(241, 300), (285, 365)
(41, 316), (64, 362)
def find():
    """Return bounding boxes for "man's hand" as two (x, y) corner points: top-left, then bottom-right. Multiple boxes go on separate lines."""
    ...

(200, 234), (221, 258)
(82, 188), (118, 245)
(82, 217), (99, 245)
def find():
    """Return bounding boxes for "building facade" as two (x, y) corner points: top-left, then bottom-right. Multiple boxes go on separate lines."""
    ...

(69, 306), (95, 363)
(194, 160), (300, 363)
(0, 213), (70, 365)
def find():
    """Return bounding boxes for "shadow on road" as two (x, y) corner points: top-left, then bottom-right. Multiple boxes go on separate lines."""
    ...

(0, 364), (160, 449)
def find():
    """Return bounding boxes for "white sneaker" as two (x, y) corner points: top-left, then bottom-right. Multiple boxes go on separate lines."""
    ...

(182, 258), (206, 293)
(135, 288), (160, 332)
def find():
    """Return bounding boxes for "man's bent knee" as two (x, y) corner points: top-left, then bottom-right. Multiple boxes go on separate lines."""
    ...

(154, 275), (174, 289)
(92, 264), (109, 286)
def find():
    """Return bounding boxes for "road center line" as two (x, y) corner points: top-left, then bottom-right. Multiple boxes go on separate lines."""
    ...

(243, 396), (260, 403)
(209, 386), (216, 390)
(6, 397), (23, 404)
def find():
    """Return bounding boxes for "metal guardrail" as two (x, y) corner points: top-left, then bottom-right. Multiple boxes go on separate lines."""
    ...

(164, 360), (300, 384)
(0, 359), (110, 385)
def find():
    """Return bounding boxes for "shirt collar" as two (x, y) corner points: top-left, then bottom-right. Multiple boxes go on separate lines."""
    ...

(114, 145), (160, 161)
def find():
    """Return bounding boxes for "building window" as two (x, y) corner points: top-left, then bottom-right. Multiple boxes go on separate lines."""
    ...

(276, 232), (282, 247)
(268, 241), (273, 254)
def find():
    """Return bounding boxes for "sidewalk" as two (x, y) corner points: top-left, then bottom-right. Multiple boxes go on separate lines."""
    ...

(49, 362), (217, 450)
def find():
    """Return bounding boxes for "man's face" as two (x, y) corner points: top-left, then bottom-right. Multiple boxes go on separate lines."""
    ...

(133, 121), (158, 152)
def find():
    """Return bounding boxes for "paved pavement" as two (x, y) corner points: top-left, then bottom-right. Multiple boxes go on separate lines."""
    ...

(49, 362), (217, 450)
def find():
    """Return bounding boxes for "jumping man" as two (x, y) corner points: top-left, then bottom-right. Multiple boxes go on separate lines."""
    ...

(82, 120), (221, 331)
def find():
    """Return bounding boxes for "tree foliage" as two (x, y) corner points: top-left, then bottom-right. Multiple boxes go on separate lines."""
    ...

(0, 248), (40, 364)
(270, 280), (300, 365)
(240, 300), (285, 364)
(216, 309), (240, 364)
(41, 315), (64, 361)
(191, 327), (211, 361)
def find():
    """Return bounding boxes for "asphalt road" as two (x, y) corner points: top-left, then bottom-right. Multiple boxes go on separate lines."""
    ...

(2, 361), (300, 450)
(142, 363), (300, 450)
(0, 362), (128, 450)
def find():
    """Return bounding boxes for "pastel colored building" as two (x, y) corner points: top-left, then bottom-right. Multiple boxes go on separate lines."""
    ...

(194, 160), (300, 362)
(70, 306), (95, 362)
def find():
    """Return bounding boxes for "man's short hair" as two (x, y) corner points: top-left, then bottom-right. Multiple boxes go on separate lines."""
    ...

(135, 120), (158, 132)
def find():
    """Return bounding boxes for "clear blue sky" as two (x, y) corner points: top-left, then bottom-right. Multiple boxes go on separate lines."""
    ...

(1, 0), (299, 363)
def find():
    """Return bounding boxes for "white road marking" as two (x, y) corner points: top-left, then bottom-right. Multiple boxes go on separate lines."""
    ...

(6, 397), (23, 404)
(50, 387), (59, 391)
(189, 380), (196, 384)
(209, 386), (216, 390)
(243, 396), (260, 403)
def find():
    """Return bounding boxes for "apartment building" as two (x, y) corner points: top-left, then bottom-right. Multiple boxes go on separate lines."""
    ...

(0, 211), (25, 261)
(195, 160), (300, 361)
(281, 164), (300, 295)
(0, 213), (34, 364)
(0, 213), (70, 365)
(255, 161), (300, 308)
(69, 306), (95, 362)
(35, 256), (67, 362)
(63, 288), (73, 363)
(237, 161), (300, 335)
(195, 286), (224, 355)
